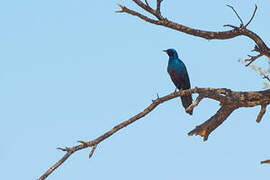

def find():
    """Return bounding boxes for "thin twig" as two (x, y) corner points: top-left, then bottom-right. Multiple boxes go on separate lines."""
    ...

(256, 104), (267, 123)
(226, 5), (243, 27)
(263, 75), (270, 82)
(252, 45), (260, 52)
(261, 160), (270, 164)
(132, 0), (157, 17)
(78, 140), (88, 146)
(89, 144), (97, 159)
(245, 4), (258, 27)
(186, 95), (203, 114)
(145, 0), (149, 7)
(156, 0), (163, 16)
(223, 24), (239, 29)
(245, 54), (263, 66)
(132, 0), (164, 20)
(116, 4), (159, 25)
(57, 147), (71, 152)
(39, 151), (74, 180)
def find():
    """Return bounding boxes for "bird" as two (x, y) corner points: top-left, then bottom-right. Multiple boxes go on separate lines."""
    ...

(163, 48), (193, 115)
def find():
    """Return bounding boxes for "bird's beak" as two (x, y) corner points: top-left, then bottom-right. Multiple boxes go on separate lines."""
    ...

(163, 50), (167, 53)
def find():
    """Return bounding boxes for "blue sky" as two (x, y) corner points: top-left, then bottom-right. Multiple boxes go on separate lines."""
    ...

(1, 0), (270, 179)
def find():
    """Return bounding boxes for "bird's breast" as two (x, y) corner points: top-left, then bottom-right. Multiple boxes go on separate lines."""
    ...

(169, 71), (180, 81)
(167, 61), (185, 74)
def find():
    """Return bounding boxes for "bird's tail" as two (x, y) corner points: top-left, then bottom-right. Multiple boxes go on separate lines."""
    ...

(181, 95), (193, 115)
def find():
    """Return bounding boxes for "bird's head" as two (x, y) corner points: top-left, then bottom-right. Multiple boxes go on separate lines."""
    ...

(163, 48), (178, 58)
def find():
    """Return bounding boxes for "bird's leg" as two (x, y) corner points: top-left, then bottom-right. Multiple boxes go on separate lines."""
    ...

(174, 88), (178, 93)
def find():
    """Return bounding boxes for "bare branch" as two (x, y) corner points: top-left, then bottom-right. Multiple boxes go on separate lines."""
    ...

(89, 144), (97, 159)
(245, 54), (263, 66)
(78, 140), (88, 146)
(131, 0), (164, 20)
(263, 75), (270, 82)
(39, 151), (74, 180)
(186, 95), (203, 114)
(226, 5), (244, 27)
(57, 147), (71, 152)
(145, 0), (149, 7)
(118, 1), (270, 60)
(156, 0), (163, 17)
(256, 104), (267, 123)
(188, 105), (236, 141)
(245, 4), (258, 27)
(223, 24), (239, 29)
(239, 58), (270, 83)
(261, 160), (270, 164)
(116, 4), (159, 25)
(39, 87), (270, 179)
(132, 0), (161, 19)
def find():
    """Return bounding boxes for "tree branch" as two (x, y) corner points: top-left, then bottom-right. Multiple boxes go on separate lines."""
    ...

(156, 0), (163, 18)
(185, 95), (203, 114)
(116, 4), (159, 25)
(261, 160), (270, 164)
(226, 4), (244, 27)
(39, 87), (270, 179)
(256, 104), (267, 123)
(188, 105), (236, 141)
(245, 53), (263, 66)
(245, 4), (258, 27)
(263, 75), (270, 82)
(117, 1), (270, 64)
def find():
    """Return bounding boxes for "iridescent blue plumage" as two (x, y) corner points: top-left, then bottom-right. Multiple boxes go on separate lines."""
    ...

(164, 48), (193, 115)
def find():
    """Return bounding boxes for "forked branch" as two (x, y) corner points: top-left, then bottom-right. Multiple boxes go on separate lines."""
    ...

(188, 105), (236, 141)
(245, 53), (263, 66)
(117, 1), (270, 65)
(39, 87), (270, 179)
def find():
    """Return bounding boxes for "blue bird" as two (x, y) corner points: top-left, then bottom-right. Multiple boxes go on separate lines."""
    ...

(164, 48), (193, 115)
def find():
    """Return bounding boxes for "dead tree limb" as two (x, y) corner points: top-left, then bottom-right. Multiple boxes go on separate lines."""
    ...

(261, 160), (270, 164)
(39, 87), (270, 180)
(117, 1), (270, 65)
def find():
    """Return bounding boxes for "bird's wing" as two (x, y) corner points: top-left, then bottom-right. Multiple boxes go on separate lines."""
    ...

(169, 70), (191, 90)
(182, 70), (191, 89)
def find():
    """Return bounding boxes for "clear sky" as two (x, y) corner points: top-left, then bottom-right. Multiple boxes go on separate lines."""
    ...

(1, 0), (270, 179)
